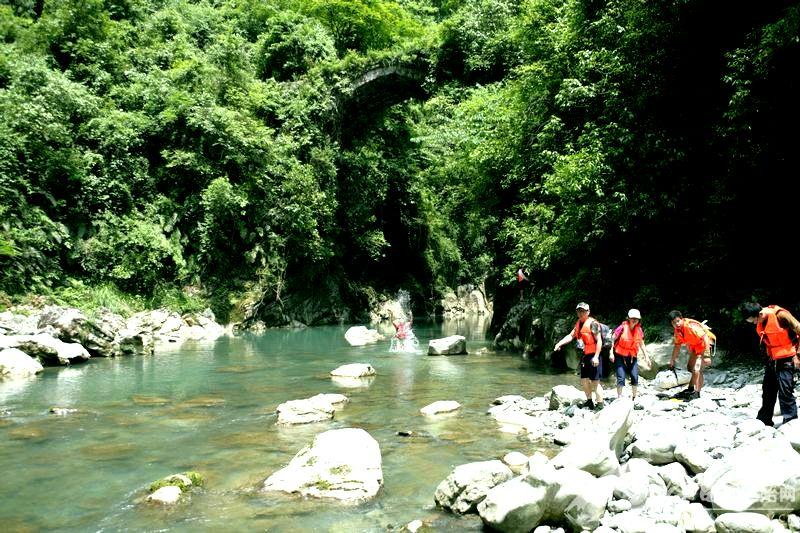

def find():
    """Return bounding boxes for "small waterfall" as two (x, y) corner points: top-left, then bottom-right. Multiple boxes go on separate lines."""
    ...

(396, 289), (413, 321)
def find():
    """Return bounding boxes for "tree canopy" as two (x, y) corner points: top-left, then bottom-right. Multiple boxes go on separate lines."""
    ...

(1, 0), (798, 340)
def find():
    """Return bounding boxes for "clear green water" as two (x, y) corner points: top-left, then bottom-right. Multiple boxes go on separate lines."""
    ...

(0, 319), (569, 532)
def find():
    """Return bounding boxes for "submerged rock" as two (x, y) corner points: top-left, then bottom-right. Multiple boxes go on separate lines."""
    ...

(276, 393), (348, 425)
(420, 400), (461, 416)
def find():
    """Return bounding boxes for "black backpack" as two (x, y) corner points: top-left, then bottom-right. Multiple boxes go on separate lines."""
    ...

(598, 322), (613, 349)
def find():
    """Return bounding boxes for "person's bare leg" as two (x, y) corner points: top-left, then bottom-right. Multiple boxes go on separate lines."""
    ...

(581, 378), (592, 399)
(594, 381), (604, 404)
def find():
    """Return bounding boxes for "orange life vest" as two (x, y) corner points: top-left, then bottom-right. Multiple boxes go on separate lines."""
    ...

(675, 318), (709, 356)
(615, 321), (643, 357)
(757, 306), (797, 360)
(574, 317), (598, 355)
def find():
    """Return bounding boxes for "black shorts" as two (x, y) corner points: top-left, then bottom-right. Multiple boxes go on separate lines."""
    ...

(580, 354), (602, 380)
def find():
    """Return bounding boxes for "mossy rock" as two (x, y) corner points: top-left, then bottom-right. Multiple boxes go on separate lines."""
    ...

(148, 471), (205, 493)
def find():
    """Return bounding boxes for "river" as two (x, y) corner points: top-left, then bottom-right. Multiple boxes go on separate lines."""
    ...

(0, 318), (570, 532)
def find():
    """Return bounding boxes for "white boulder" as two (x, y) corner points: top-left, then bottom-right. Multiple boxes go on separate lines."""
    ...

(276, 394), (348, 425)
(550, 432), (620, 477)
(344, 326), (384, 346)
(652, 369), (692, 390)
(0, 348), (44, 378)
(1, 333), (90, 365)
(714, 512), (772, 533)
(330, 363), (375, 378)
(428, 335), (467, 355)
(434, 460), (514, 513)
(262, 428), (383, 503)
(548, 385), (586, 410)
(658, 462), (699, 500)
(697, 437), (800, 513)
(147, 485), (182, 504)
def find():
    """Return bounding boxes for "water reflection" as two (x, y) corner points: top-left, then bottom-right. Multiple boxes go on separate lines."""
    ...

(439, 314), (492, 341)
(330, 375), (376, 388)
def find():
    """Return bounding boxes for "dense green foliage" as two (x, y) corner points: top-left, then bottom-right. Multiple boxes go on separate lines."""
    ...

(1, 0), (799, 341)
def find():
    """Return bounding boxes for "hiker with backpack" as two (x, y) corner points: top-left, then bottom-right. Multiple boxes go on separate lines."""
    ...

(740, 302), (800, 426)
(553, 302), (605, 409)
(668, 310), (715, 400)
(610, 309), (651, 400)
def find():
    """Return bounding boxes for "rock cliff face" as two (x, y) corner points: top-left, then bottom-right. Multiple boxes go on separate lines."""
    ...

(440, 284), (493, 319)
(491, 303), (576, 367)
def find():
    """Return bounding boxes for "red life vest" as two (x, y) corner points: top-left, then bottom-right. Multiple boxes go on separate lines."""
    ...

(757, 305), (797, 360)
(573, 317), (598, 355)
(674, 318), (709, 356)
(615, 321), (643, 357)
(395, 321), (407, 340)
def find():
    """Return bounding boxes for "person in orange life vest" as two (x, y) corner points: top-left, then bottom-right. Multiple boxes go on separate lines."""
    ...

(741, 302), (800, 426)
(668, 310), (711, 400)
(610, 309), (651, 400)
(516, 266), (530, 302)
(553, 302), (605, 409)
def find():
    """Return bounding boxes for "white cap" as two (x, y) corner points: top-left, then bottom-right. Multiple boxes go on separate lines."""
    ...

(627, 308), (641, 319)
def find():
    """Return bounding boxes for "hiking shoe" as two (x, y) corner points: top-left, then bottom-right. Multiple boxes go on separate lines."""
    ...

(580, 399), (595, 409)
(686, 391), (700, 401)
(593, 402), (605, 411)
(673, 388), (694, 399)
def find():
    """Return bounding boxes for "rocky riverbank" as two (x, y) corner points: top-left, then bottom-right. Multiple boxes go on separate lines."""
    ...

(0, 305), (227, 378)
(433, 364), (800, 532)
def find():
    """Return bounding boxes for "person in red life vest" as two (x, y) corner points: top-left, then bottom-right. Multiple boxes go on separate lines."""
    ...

(741, 302), (800, 426)
(390, 307), (412, 340)
(553, 302), (605, 409)
(610, 309), (651, 400)
(393, 317), (410, 340)
(668, 310), (712, 400)
(516, 266), (530, 302)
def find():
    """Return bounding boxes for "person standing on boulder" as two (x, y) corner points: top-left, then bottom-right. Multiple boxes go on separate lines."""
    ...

(610, 309), (651, 400)
(553, 302), (604, 409)
(741, 302), (800, 426)
(668, 310), (712, 400)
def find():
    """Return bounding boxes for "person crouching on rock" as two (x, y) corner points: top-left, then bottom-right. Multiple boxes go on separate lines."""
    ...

(741, 302), (800, 426)
(610, 309), (651, 401)
(668, 310), (712, 400)
(553, 302), (604, 410)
